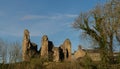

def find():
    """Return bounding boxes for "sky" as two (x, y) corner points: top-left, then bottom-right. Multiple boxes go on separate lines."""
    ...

(0, 0), (106, 52)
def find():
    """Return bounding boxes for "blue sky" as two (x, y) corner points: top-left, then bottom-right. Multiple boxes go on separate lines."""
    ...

(0, 0), (105, 52)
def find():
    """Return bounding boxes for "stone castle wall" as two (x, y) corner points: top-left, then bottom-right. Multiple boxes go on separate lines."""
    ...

(22, 29), (72, 62)
(22, 29), (100, 62)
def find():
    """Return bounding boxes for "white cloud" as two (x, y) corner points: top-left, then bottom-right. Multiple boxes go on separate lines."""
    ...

(0, 21), (70, 37)
(64, 14), (78, 18)
(21, 14), (78, 20)
(0, 13), (77, 37)
(21, 15), (49, 20)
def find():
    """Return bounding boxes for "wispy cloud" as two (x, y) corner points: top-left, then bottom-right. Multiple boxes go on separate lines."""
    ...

(0, 20), (72, 37)
(21, 14), (78, 20)
(0, 13), (78, 37)
(63, 14), (78, 18)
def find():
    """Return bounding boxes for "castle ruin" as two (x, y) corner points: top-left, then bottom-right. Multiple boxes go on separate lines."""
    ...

(22, 29), (100, 62)
(22, 29), (73, 62)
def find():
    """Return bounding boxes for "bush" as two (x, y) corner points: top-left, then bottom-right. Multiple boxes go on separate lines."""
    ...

(29, 58), (47, 69)
(77, 55), (96, 69)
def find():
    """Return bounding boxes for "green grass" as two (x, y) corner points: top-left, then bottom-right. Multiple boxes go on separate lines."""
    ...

(1, 57), (120, 69)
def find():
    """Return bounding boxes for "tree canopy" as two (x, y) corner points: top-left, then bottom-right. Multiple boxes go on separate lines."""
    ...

(73, 0), (120, 63)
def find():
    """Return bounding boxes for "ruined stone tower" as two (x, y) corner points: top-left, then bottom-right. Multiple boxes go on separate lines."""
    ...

(63, 39), (72, 61)
(22, 29), (30, 61)
(40, 35), (54, 60)
(22, 29), (38, 61)
(59, 39), (72, 61)
(41, 35), (49, 58)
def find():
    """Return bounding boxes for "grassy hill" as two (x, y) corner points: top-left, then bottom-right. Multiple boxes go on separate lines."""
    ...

(1, 56), (120, 69)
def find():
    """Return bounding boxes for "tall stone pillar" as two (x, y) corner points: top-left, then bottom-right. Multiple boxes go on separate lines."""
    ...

(22, 29), (30, 61)
(40, 35), (48, 58)
(63, 39), (72, 61)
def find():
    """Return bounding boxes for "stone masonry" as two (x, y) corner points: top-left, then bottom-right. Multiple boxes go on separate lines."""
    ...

(22, 29), (38, 61)
(22, 29), (88, 62)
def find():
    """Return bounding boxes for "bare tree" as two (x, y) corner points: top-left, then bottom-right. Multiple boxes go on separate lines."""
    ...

(73, 0), (120, 63)
(0, 39), (7, 64)
(8, 42), (22, 63)
(0, 38), (22, 63)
